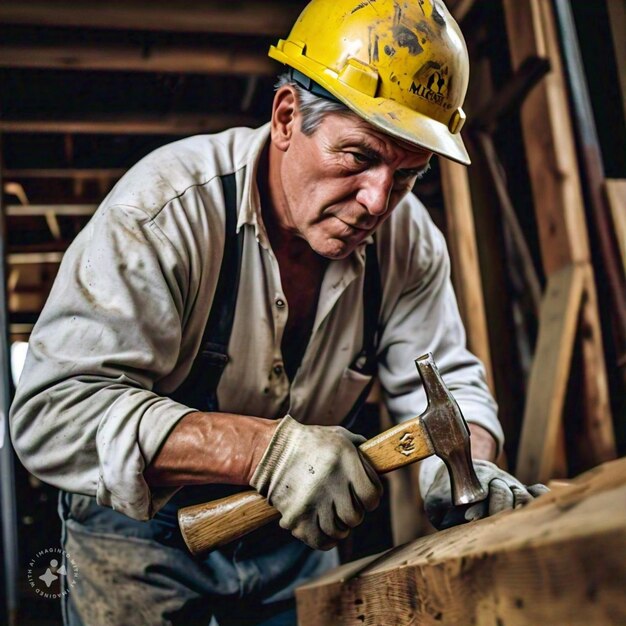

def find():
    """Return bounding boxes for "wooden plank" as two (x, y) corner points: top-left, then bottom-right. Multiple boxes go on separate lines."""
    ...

(440, 159), (494, 391)
(7, 252), (64, 264)
(471, 56), (551, 132)
(578, 267), (616, 465)
(4, 169), (124, 180)
(516, 264), (585, 484)
(0, 44), (275, 76)
(503, 0), (614, 474)
(296, 457), (626, 626)
(0, 114), (257, 135)
(3, 182), (28, 206)
(476, 132), (541, 315)
(0, 1), (301, 36)
(503, 0), (589, 272)
(604, 179), (626, 273)
(6, 204), (97, 216)
(8, 291), (49, 313)
(9, 324), (34, 335)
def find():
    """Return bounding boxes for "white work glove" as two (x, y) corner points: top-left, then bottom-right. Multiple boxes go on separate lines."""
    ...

(420, 456), (549, 530)
(250, 415), (382, 550)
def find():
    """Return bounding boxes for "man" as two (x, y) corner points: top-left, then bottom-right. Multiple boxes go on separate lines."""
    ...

(10, 1), (546, 624)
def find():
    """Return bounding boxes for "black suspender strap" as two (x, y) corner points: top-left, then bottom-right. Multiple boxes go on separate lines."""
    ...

(173, 182), (381, 422)
(171, 172), (243, 412)
(350, 241), (382, 376)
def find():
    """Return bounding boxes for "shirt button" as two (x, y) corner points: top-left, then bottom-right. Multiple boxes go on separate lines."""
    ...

(273, 364), (284, 376)
(275, 298), (285, 309)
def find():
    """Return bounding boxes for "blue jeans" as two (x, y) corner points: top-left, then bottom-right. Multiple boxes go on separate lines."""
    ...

(59, 491), (338, 626)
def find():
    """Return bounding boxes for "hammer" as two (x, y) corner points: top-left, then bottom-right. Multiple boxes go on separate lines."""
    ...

(177, 353), (486, 555)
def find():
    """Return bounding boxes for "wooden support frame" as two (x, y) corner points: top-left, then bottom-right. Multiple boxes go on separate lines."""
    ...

(440, 160), (494, 391)
(0, 44), (275, 77)
(503, 0), (615, 482)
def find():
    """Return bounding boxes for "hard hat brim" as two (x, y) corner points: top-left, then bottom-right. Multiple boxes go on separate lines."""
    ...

(270, 45), (471, 166)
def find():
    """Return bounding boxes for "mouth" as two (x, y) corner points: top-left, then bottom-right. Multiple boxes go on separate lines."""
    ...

(333, 215), (376, 232)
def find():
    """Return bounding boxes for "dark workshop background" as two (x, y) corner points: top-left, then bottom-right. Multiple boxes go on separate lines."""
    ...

(1, 1), (625, 625)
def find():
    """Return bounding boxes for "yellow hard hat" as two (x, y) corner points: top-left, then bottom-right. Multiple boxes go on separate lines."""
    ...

(269, 0), (471, 165)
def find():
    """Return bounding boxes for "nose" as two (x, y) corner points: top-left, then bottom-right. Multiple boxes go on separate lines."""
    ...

(355, 167), (394, 216)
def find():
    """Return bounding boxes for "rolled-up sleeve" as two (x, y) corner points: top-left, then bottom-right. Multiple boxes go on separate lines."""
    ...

(378, 199), (504, 453)
(9, 203), (197, 520)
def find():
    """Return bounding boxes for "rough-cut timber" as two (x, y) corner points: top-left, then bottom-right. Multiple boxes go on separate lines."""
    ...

(296, 457), (626, 626)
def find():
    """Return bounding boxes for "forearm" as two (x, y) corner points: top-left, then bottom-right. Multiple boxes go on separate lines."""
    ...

(145, 411), (279, 487)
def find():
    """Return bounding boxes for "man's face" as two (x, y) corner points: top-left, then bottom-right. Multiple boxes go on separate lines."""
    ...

(272, 108), (433, 259)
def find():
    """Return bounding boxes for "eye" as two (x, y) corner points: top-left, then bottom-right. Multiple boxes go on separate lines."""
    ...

(349, 152), (370, 165)
(395, 168), (421, 181)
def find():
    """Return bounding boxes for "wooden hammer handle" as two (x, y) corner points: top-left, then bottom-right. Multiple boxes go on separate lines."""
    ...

(178, 417), (433, 555)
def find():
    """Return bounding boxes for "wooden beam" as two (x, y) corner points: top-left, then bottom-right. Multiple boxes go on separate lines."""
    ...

(471, 56), (551, 132)
(516, 264), (585, 484)
(3, 182), (29, 206)
(7, 252), (64, 264)
(3, 169), (125, 180)
(0, 44), (275, 76)
(9, 324), (34, 335)
(8, 291), (49, 313)
(578, 266), (617, 467)
(604, 179), (626, 274)
(503, 0), (589, 272)
(476, 131), (542, 316)
(6, 204), (97, 216)
(296, 457), (626, 626)
(0, 114), (257, 135)
(503, 0), (615, 473)
(440, 159), (494, 391)
(0, 1), (301, 36)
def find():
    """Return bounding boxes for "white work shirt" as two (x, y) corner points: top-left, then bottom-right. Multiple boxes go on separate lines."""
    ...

(10, 124), (502, 520)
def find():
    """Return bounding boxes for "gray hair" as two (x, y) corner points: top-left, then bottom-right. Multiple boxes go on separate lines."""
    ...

(275, 72), (353, 135)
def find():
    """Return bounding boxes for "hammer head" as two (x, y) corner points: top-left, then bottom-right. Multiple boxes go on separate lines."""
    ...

(415, 353), (487, 505)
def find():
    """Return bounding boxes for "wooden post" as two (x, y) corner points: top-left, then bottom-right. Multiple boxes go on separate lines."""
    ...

(503, 0), (615, 481)
(440, 160), (494, 391)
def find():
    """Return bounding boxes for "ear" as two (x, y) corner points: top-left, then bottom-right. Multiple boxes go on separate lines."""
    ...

(270, 85), (299, 152)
